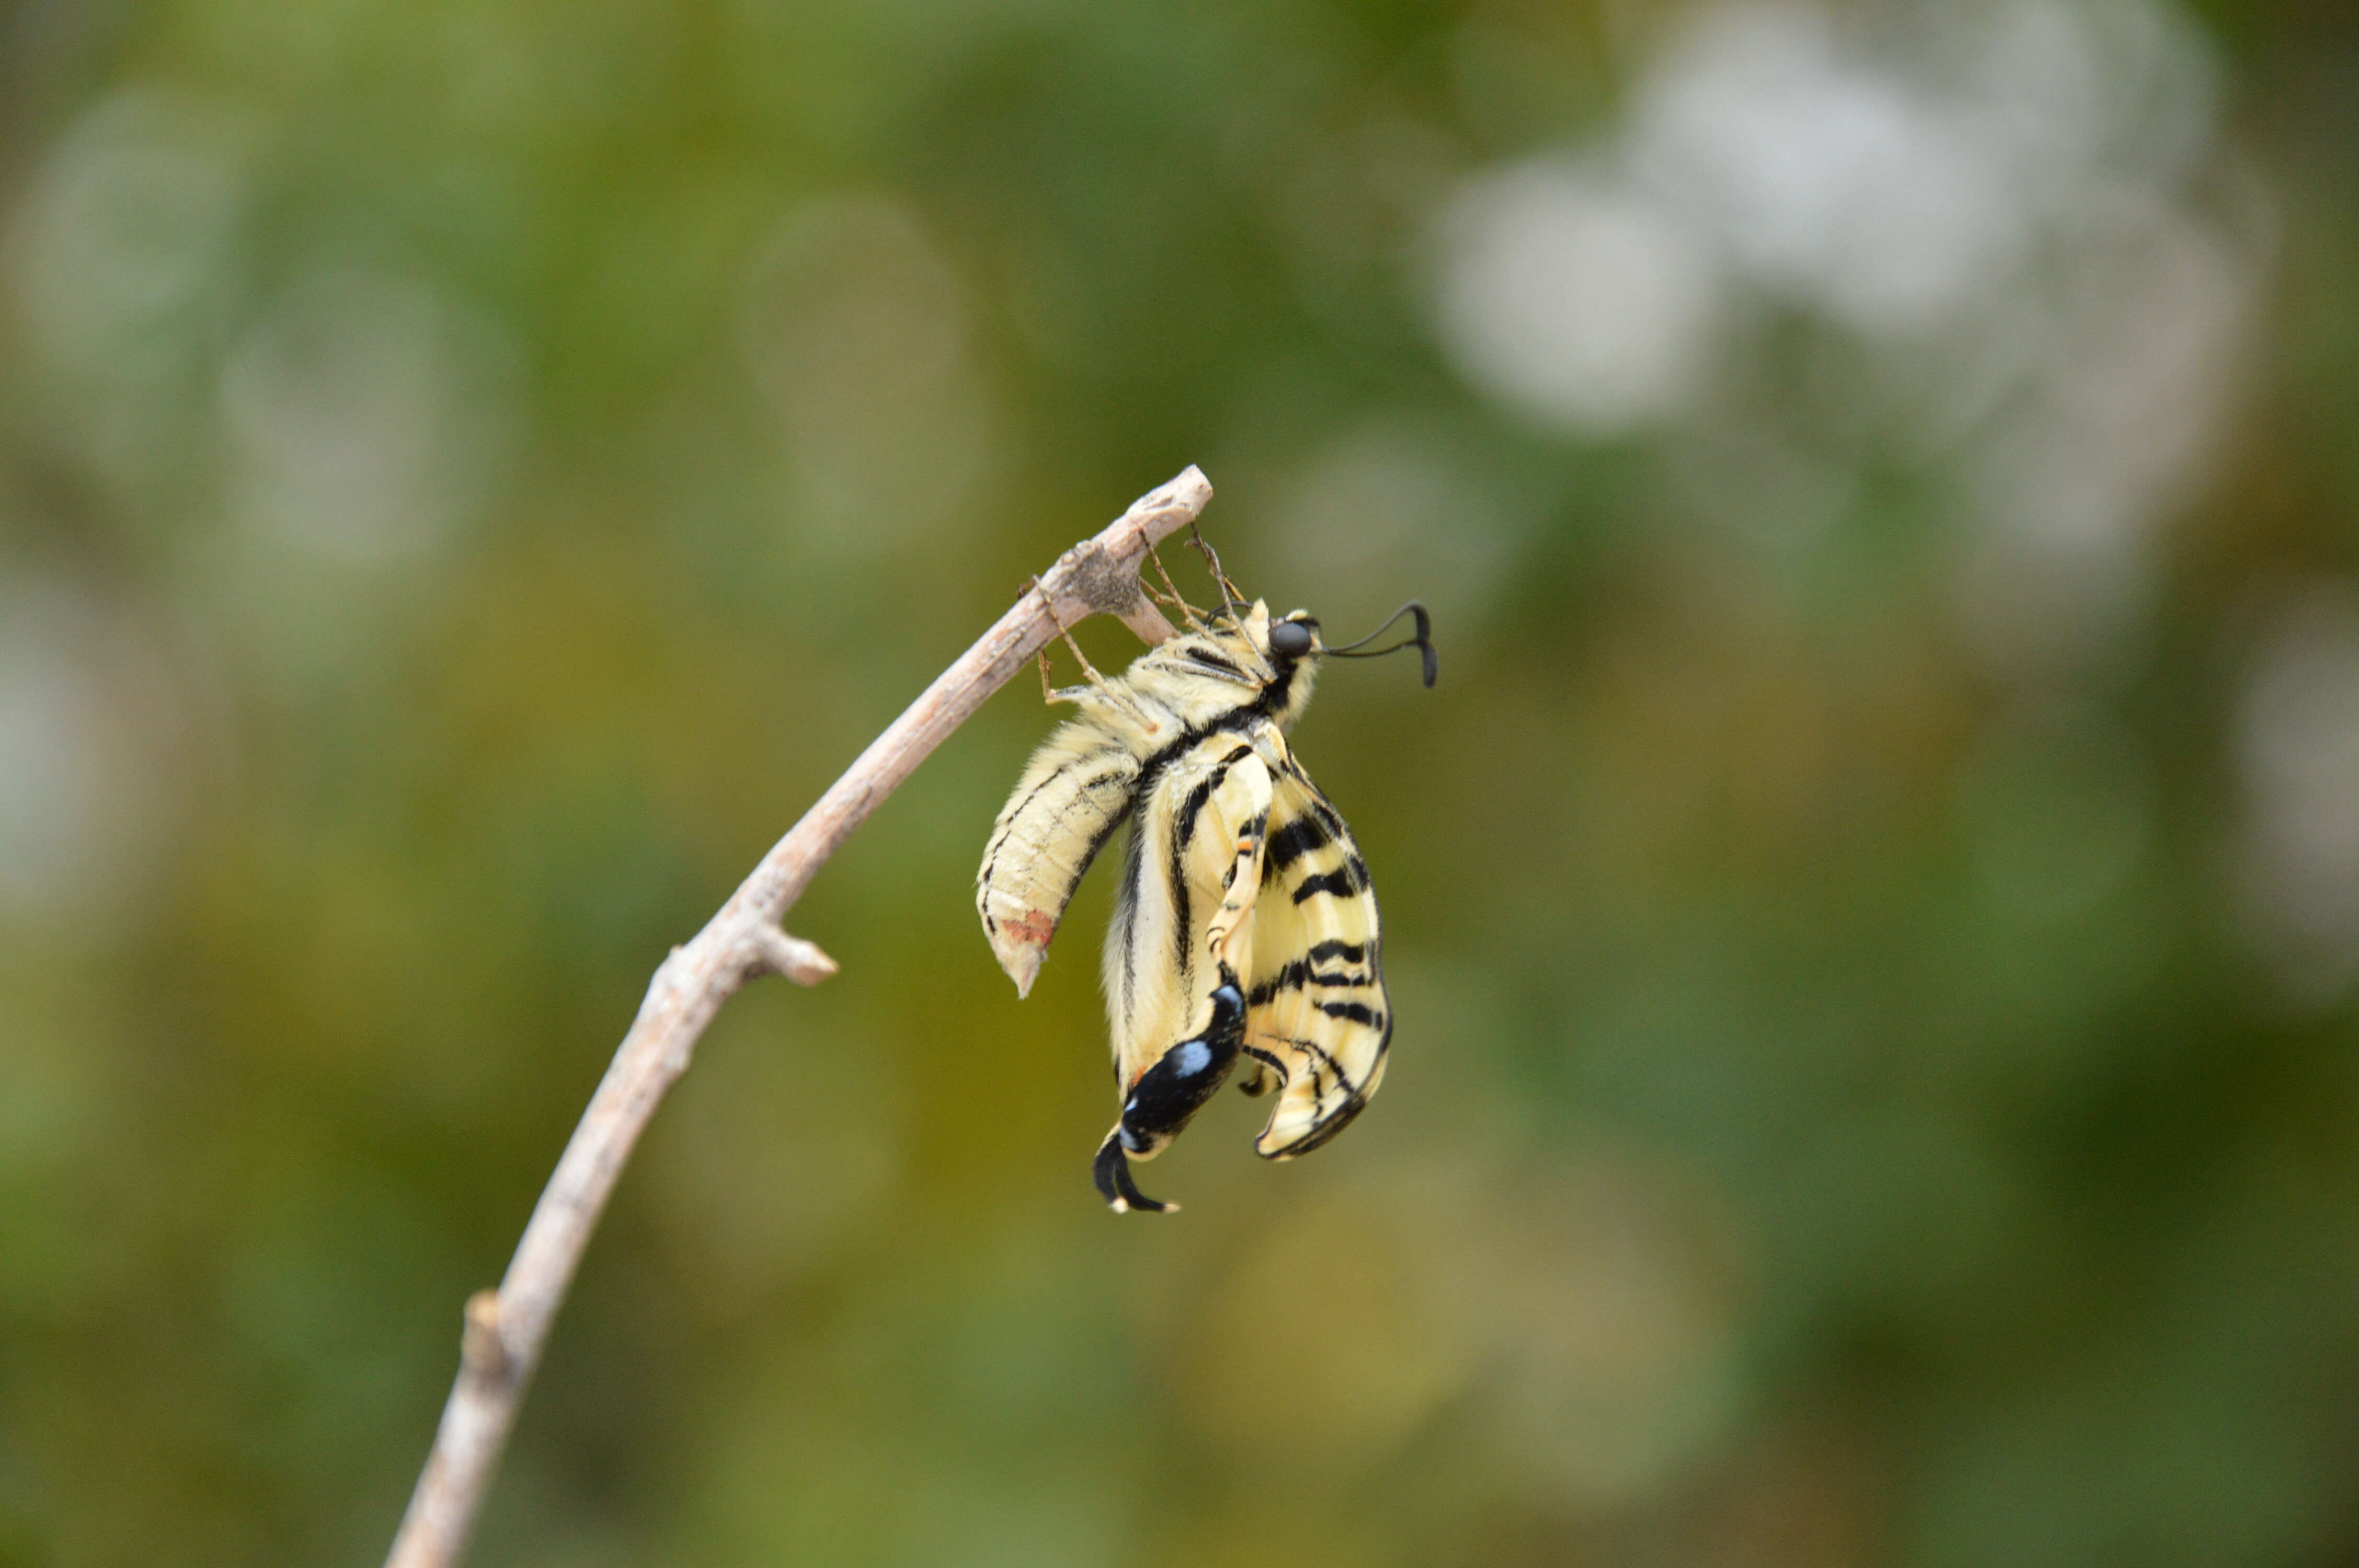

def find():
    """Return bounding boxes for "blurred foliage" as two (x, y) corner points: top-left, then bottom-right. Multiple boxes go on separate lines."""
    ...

(3, 0), (2359, 1563)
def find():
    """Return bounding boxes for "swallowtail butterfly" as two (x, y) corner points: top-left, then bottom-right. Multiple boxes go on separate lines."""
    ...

(977, 555), (1434, 1212)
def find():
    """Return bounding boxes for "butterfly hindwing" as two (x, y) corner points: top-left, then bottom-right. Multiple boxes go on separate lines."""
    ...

(1240, 758), (1389, 1158)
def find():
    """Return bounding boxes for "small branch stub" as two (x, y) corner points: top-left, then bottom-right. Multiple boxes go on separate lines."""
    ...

(752, 926), (838, 985)
(383, 467), (1213, 1568)
(459, 1292), (508, 1382)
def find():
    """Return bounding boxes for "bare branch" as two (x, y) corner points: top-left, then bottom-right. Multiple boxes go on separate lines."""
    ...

(384, 467), (1210, 1568)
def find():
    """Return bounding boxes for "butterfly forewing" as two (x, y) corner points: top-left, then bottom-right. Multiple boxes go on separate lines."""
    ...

(1101, 729), (1271, 1093)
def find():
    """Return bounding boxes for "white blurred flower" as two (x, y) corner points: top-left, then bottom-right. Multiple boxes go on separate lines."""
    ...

(0, 626), (105, 913)
(221, 268), (518, 563)
(739, 194), (1001, 555)
(1431, 0), (2253, 677)
(1953, 195), (2249, 680)
(0, 580), (182, 920)
(2234, 586), (2359, 1006)
(1629, 4), (2026, 335)
(1436, 165), (1723, 435)
(8, 89), (245, 385)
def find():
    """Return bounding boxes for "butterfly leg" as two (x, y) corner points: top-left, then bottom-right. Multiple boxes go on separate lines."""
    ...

(1028, 578), (1159, 729)
(1185, 523), (1247, 621)
(1141, 540), (1209, 632)
(1092, 975), (1247, 1213)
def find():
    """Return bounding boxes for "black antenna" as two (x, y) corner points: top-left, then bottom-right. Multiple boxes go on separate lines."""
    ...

(1327, 600), (1438, 688)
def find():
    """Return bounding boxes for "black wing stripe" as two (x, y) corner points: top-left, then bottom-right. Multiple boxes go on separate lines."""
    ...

(1165, 825), (1190, 976)
(1115, 816), (1143, 1022)
(1246, 960), (1373, 1006)
(1173, 744), (1257, 855)
(1273, 1033), (1358, 1101)
(1167, 743), (1258, 973)
(1240, 1044), (1290, 1083)
(1289, 856), (1369, 904)
(1262, 813), (1334, 877)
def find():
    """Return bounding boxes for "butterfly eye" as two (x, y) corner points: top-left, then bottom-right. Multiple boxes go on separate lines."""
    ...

(1268, 619), (1314, 659)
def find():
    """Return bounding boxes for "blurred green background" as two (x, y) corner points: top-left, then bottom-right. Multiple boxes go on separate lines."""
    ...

(3, 0), (2358, 1563)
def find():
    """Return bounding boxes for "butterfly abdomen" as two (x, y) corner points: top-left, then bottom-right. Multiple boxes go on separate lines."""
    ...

(977, 721), (1143, 997)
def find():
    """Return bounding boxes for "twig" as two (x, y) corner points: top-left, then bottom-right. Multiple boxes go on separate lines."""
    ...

(384, 468), (1208, 1568)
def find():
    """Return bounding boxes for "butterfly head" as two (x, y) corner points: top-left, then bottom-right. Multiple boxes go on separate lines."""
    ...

(1233, 597), (1438, 689)
(1254, 603), (1323, 727)
(1132, 599), (1323, 727)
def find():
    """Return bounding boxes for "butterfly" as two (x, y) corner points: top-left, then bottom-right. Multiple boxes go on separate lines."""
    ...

(977, 552), (1435, 1212)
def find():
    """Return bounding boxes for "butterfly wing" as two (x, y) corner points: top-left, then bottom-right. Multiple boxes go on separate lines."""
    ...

(1240, 757), (1390, 1159)
(1093, 730), (1276, 1210)
(1102, 730), (1276, 1086)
